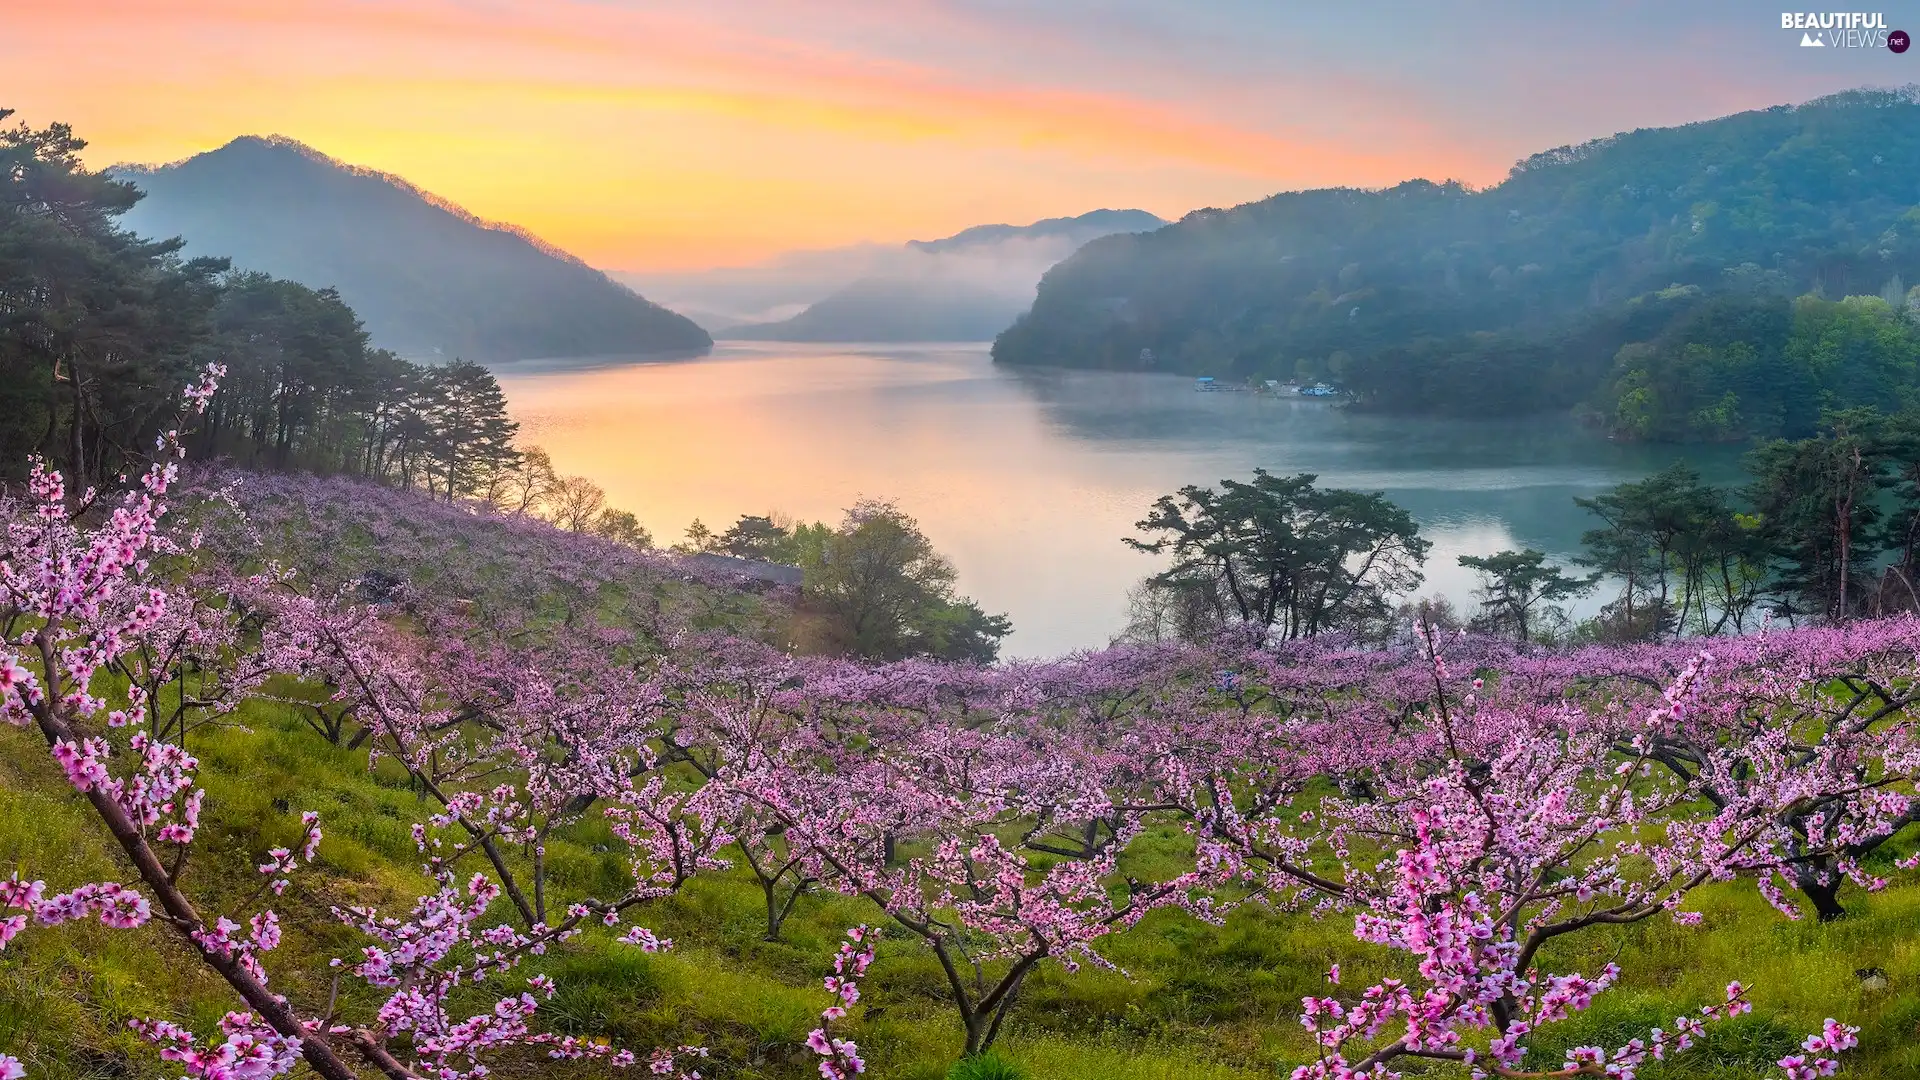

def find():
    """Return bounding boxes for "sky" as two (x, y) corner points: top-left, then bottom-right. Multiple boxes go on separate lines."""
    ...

(7, 0), (1916, 270)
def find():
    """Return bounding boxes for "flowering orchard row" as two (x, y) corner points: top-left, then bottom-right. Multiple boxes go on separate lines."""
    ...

(1, 369), (1912, 1079)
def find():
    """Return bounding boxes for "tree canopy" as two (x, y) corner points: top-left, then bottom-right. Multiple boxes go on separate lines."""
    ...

(791, 500), (1012, 663)
(1457, 548), (1596, 643)
(1126, 470), (1429, 640)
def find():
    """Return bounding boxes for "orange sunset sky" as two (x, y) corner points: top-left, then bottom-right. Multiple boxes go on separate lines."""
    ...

(6, 0), (1908, 270)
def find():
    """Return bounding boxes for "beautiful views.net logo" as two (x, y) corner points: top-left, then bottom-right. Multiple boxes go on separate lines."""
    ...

(1780, 11), (1903, 48)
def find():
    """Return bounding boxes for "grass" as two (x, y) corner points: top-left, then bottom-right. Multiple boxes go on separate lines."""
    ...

(4, 701), (1919, 1079)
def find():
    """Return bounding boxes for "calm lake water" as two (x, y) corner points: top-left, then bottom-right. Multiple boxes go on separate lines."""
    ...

(495, 343), (1741, 658)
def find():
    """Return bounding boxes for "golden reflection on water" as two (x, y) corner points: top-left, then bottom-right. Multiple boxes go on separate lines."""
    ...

(497, 343), (1716, 658)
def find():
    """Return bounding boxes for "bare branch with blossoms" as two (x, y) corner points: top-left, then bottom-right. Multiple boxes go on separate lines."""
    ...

(807, 926), (876, 1079)
(0, 369), (700, 1080)
(0, 365), (369, 1080)
(1196, 624), (1897, 1078)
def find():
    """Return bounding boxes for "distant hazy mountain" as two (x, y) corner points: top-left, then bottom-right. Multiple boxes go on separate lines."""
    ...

(907, 209), (1165, 254)
(721, 278), (1021, 342)
(116, 136), (710, 361)
(723, 209), (1163, 342)
(613, 210), (1161, 342)
(612, 244), (898, 334)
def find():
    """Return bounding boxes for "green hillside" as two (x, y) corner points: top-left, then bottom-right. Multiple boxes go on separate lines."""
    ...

(992, 88), (1920, 436)
(7, 475), (1920, 1080)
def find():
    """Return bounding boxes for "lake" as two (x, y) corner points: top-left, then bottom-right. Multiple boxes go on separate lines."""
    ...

(495, 342), (1741, 658)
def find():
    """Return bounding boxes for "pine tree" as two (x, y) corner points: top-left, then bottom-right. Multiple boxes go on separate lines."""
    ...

(422, 358), (519, 501)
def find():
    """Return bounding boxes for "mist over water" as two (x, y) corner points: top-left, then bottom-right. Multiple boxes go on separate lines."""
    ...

(496, 343), (1742, 658)
(613, 211), (1162, 334)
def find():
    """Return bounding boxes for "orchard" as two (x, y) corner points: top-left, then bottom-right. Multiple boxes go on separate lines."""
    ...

(2, 372), (1914, 1079)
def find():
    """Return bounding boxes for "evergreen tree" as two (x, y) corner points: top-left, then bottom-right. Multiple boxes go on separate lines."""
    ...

(0, 109), (227, 487)
(1746, 410), (1888, 623)
(1457, 549), (1596, 643)
(719, 515), (790, 560)
(422, 358), (519, 501)
(1127, 470), (1430, 640)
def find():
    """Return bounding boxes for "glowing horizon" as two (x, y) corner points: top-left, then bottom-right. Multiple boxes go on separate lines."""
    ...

(8, 0), (1908, 271)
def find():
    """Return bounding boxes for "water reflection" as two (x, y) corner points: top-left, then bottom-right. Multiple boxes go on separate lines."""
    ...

(495, 343), (1744, 658)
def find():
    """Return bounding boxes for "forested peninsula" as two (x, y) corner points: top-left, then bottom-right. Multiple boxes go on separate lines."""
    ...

(993, 87), (1920, 442)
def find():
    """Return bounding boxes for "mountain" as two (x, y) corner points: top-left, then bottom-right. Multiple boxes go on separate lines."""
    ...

(721, 209), (1164, 342)
(611, 244), (899, 333)
(116, 136), (710, 361)
(723, 277), (1025, 342)
(907, 209), (1166, 254)
(991, 87), (1920, 424)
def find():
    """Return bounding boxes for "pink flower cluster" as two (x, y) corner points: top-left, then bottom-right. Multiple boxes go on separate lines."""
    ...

(807, 927), (876, 1078)
(2, 368), (1907, 1080)
(128, 1011), (301, 1080)
(1, 873), (152, 950)
(1780, 1018), (1861, 1079)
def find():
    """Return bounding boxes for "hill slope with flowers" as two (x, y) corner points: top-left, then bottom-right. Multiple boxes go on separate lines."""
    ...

(4, 382), (1920, 1080)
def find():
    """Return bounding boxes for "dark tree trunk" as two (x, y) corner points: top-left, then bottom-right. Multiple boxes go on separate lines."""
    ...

(1798, 874), (1848, 922)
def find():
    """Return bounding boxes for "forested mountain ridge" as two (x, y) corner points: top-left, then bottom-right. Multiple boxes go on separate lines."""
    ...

(724, 208), (1164, 342)
(993, 87), (1920, 437)
(116, 136), (711, 361)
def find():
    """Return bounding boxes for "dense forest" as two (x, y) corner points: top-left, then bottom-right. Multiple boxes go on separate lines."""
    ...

(115, 135), (711, 361)
(993, 87), (1920, 441)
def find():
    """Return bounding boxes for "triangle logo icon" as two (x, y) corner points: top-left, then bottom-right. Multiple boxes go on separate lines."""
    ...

(1801, 31), (1825, 45)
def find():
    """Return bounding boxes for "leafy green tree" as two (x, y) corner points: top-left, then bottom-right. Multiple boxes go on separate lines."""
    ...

(1126, 470), (1429, 641)
(719, 515), (790, 560)
(591, 508), (653, 549)
(1457, 549), (1595, 643)
(675, 519), (722, 555)
(911, 599), (1014, 665)
(797, 500), (1010, 662)
(774, 520), (834, 567)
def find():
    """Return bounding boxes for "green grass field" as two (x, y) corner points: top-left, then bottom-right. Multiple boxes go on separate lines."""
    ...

(4, 699), (1918, 1079)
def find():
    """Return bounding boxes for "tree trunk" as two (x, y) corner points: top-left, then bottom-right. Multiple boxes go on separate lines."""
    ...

(1797, 873), (1848, 922)
(31, 662), (361, 1080)
(962, 1011), (991, 1057)
(761, 876), (806, 942)
(66, 352), (87, 494)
